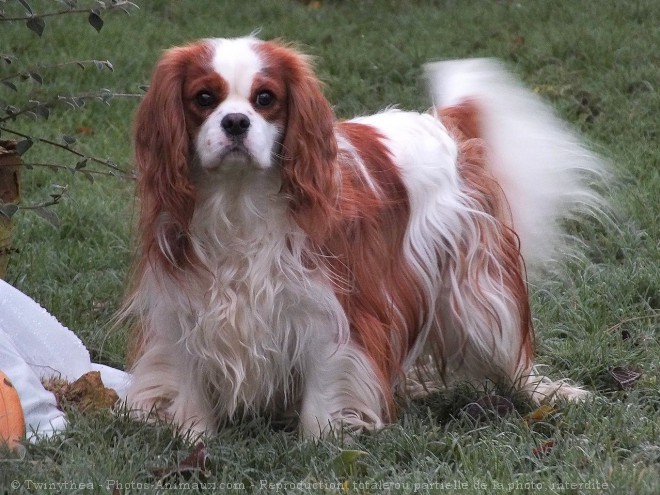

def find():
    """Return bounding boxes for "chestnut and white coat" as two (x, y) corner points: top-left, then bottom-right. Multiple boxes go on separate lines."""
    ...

(124, 36), (603, 436)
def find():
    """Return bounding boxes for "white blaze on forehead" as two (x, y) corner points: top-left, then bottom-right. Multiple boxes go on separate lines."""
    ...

(194, 37), (280, 171)
(209, 37), (263, 98)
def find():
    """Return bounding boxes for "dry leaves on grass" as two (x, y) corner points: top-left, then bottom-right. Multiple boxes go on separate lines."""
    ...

(42, 371), (119, 413)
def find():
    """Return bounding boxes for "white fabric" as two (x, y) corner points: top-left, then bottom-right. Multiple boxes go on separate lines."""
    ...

(0, 279), (130, 441)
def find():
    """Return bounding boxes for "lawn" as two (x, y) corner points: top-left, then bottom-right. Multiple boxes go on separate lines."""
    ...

(2, 0), (659, 493)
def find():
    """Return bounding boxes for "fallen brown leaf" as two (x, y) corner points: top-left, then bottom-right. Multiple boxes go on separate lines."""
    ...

(76, 126), (94, 135)
(532, 439), (555, 458)
(523, 404), (559, 425)
(461, 394), (515, 421)
(151, 442), (210, 481)
(512, 35), (526, 51)
(43, 371), (119, 413)
(609, 366), (642, 389)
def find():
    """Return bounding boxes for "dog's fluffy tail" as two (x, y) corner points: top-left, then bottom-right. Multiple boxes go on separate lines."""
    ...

(426, 58), (608, 273)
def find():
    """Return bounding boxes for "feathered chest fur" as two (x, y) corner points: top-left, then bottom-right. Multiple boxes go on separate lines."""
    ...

(176, 172), (348, 419)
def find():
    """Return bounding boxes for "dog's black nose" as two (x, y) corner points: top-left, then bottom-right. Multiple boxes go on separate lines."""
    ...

(221, 113), (250, 137)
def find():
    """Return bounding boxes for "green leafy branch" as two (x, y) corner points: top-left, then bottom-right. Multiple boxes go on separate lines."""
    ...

(0, 124), (135, 179)
(0, 184), (68, 226)
(0, 0), (139, 36)
(1, 59), (115, 89)
(0, 0), (141, 227)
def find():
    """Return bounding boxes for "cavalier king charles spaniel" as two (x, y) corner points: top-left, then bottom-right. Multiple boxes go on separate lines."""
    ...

(124, 36), (604, 437)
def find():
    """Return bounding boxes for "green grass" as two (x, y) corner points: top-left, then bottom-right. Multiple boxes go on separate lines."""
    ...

(2, 0), (659, 493)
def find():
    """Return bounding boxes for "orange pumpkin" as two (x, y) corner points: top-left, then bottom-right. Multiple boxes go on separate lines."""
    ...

(0, 370), (25, 451)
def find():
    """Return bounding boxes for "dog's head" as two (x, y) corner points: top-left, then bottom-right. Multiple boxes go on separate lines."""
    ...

(134, 36), (338, 267)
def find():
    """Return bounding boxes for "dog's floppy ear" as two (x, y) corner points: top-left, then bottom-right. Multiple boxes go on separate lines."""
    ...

(133, 43), (210, 270)
(258, 41), (339, 240)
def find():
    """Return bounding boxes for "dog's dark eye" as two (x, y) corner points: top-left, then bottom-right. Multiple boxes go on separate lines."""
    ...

(195, 91), (217, 108)
(255, 91), (275, 108)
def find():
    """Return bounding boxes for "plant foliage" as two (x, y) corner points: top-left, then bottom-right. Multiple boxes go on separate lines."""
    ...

(0, 0), (139, 226)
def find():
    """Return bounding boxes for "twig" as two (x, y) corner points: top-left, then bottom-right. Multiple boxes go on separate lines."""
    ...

(0, 8), (92, 22)
(26, 162), (135, 180)
(19, 199), (60, 210)
(0, 125), (129, 174)
(0, 91), (142, 124)
(0, 1), (139, 22)
(0, 60), (109, 83)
